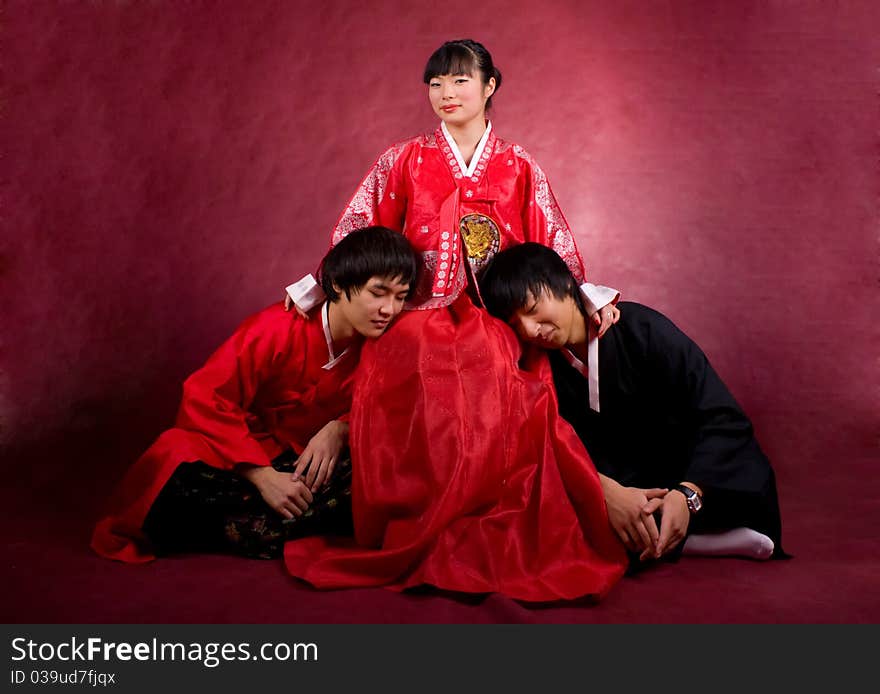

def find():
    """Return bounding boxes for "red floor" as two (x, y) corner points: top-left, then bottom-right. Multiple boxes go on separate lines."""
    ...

(4, 442), (878, 624)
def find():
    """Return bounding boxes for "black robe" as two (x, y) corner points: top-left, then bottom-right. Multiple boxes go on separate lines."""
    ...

(549, 302), (786, 556)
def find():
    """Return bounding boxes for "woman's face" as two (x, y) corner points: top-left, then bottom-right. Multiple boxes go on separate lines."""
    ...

(427, 72), (495, 129)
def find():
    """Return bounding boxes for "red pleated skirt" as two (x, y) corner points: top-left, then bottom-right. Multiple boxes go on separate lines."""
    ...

(284, 297), (627, 602)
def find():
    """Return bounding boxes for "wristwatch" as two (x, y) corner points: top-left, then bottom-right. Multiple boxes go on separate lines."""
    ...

(673, 484), (703, 514)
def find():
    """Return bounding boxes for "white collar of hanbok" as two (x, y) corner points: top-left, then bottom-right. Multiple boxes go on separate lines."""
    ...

(440, 120), (492, 179)
(321, 301), (350, 370)
(558, 286), (602, 413)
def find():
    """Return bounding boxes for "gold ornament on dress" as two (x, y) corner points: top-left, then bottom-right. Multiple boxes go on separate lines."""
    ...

(459, 213), (501, 266)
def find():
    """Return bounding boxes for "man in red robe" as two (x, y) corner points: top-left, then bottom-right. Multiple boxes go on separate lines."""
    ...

(91, 226), (418, 562)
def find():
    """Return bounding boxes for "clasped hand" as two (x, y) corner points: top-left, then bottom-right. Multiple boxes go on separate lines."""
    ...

(291, 419), (349, 492)
(601, 476), (691, 560)
(238, 419), (348, 519)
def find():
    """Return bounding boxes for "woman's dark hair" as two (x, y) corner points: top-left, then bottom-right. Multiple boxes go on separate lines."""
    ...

(423, 39), (502, 109)
(478, 243), (586, 320)
(319, 226), (419, 301)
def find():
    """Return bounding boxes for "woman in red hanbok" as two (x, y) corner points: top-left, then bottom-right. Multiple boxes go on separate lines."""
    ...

(283, 39), (628, 602)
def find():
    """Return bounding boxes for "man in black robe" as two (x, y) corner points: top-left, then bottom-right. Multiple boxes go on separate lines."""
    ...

(479, 243), (786, 564)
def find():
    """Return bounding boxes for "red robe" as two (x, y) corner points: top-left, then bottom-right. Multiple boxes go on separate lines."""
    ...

(92, 303), (359, 562)
(284, 125), (628, 602)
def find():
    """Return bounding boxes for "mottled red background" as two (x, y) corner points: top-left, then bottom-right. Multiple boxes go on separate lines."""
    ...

(3, 1), (878, 622)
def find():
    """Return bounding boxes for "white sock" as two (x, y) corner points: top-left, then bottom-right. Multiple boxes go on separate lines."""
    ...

(682, 527), (774, 560)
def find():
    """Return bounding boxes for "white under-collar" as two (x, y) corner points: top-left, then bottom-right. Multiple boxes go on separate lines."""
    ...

(559, 288), (602, 413)
(441, 120), (492, 178)
(321, 301), (350, 370)
(560, 323), (600, 413)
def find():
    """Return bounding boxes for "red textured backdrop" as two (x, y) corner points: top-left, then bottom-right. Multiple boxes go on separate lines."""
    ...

(2, 1), (878, 621)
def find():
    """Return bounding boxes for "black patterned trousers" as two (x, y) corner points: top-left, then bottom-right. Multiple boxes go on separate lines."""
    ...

(142, 449), (353, 559)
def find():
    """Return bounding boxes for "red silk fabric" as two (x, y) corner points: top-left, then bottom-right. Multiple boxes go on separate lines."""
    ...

(285, 297), (627, 602)
(284, 125), (627, 601)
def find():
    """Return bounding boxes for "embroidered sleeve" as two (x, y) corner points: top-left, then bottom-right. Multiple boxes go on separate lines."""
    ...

(514, 145), (587, 282)
(284, 139), (412, 312)
(331, 140), (411, 245)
